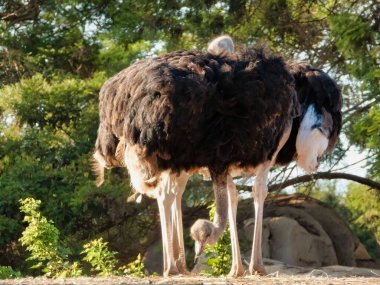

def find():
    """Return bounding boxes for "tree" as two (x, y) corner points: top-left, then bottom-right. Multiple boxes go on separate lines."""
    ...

(344, 183), (380, 258)
(0, 0), (379, 274)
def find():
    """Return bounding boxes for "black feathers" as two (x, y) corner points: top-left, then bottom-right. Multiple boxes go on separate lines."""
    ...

(95, 49), (299, 176)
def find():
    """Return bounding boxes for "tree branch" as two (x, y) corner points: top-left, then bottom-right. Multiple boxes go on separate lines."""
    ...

(268, 172), (380, 192)
(204, 172), (380, 192)
(0, 0), (42, 24)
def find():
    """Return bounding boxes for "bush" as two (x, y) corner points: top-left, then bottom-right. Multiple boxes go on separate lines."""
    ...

(19, 197), (148, 278)
(0, 266), (22, 279)
(81, 238), (118, 276)
(120, 254), (146, 277)
(19, 198), (82, 277)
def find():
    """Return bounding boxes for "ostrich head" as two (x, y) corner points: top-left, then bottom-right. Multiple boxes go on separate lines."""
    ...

(296, 105), (331, 173)
(190, 219), (219, 259)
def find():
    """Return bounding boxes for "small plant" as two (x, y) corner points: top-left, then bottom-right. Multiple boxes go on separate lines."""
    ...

(82, 237), (118, 276)
(120, 254), (145, 277)
(19, 198), (82, 278)
(0, 266), (22, 279)
(202, 203), (232, 276)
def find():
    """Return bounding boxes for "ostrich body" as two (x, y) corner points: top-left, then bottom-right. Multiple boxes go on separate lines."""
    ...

(93, 46), (298, 276)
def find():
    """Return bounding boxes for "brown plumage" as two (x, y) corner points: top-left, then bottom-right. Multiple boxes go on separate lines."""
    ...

(94, 49), (299, 185)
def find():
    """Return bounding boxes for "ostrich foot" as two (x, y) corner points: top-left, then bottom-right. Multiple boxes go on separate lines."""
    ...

(163, 265), (180, 277)
(175, 259), (190, 275)
(249, 264), (267, 276)
(227, 264), (245, 277)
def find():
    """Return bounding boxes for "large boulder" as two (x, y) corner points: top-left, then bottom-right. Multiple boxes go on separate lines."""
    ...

(242, 217), (271, 258)
(143, 240), (163, 275)
(264, 195), (360, 266)
(267, 216), (337, 267)
(243, 214), (337, 267)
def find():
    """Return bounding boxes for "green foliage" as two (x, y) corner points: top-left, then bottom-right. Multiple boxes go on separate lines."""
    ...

(0, 71), (118, 271)
(120, 254), (146, 277)
(81, 238), (118, 277)
(20, 197), (146, 278)
(0, 266), (22, 279)
(19, 198), (82, 278)
(184, 175), (214, 207)
(19, 198), (62, 270)
(0, 0), (379, 276)
(344, 184), (380, 258)
(97, 40), (156, 76)
(202, 203), (231, 276)
(351, 105), (380, 178)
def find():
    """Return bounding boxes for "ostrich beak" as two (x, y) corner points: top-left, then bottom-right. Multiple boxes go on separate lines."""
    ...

(194, 241), (204, 263)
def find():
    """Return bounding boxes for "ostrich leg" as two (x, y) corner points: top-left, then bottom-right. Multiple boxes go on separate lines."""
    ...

(209, 171), (228, 245)
(249, 123), (292, 275)
(171, 172), (190, 274)
(156, 172), (179, 277)
(249, 162), (270, 275)
(226, 175), (244, 277)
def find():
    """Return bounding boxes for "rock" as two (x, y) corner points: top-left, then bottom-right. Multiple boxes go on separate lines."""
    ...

(260, 258), (380, 277)
(191, 252), (212, 274)
(265, 195), (359, 266)
(320, 265), (380, 277)
(143, 240), (163, 275)
(243, 203), (338, 268)
(356, 259), (380, 269)
(354, 242), (371, 260)
(242, 217), (270, 258)
(267, 216), (337, 267)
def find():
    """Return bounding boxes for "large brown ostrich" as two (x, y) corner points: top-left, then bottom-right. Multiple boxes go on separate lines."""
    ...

(93, 37), (299, 276)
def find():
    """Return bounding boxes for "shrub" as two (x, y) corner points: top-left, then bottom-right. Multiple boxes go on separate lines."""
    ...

(81, 238), (118, 276)
(0, 266), (22, 279)
(120, 254), (146, 277)
(19, 198), (82, 277)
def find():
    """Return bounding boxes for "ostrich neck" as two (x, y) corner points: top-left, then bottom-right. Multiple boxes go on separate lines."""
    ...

(209, 171), (228, 244)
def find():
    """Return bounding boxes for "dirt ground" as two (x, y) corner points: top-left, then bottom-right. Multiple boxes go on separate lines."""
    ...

(2, 262), (379, 285)
(1, 275), (380, 285)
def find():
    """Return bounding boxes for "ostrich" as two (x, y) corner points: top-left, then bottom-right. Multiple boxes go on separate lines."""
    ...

(190, 38), (342, 275)
(93, 39), (299, 276)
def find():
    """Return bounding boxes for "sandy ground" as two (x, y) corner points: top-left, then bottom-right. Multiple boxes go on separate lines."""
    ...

(1, 275), (380, 285)
(2, 261), (379, 284)
(2, 267), (380, 285)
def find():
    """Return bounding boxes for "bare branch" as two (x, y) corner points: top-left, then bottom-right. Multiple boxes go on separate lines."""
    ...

(203, 171), (380, 194)
(268, 172), (380, 192)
